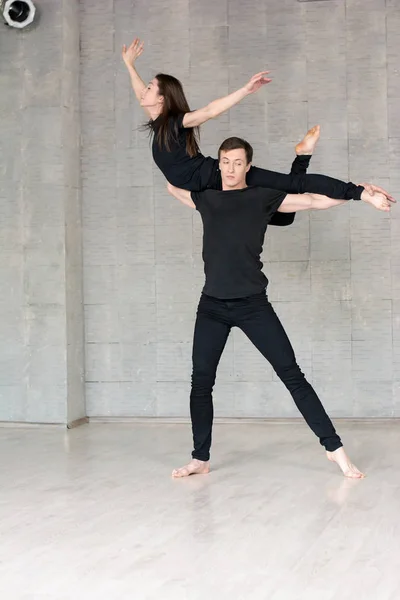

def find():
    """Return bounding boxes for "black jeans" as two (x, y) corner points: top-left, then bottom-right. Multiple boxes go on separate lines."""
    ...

(190, 292), (343, 461)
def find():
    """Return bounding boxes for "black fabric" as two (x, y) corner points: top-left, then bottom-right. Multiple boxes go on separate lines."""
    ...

(208, 162), (364, 200)
(151, 114), (215, 191)
(249, 166), (364, 200)
(208, 155), (311, 227)
(191, 186), (286, 299)
(190, 292), (343, 461)
(151, 112), (364, 227)
(151, 113), (365, 202)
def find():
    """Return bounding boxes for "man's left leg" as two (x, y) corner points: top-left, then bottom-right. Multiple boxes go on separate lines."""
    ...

(235, 293), (364, 478)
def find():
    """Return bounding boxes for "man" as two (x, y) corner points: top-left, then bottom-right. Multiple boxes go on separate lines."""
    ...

(167, 137), (394, 479)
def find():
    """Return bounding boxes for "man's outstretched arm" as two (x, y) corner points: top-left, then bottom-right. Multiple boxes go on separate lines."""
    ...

(278, 194), (345, 213)
(278, 190), (394, 214)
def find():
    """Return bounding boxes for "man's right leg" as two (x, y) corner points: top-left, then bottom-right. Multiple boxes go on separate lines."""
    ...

(172, 295), (231, 478)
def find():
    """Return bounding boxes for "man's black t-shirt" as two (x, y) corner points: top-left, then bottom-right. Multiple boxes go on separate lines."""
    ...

(191, 186), (287, 299)
(151, 113), (215, 191)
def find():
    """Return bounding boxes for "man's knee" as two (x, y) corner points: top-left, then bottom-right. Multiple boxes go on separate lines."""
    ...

(191, 368), (216, 398)
(275, 362), (305, 386)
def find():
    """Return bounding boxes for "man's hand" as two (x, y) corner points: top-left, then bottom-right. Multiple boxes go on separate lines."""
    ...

(359, 182), (396, 203)
(122, 38), (144, 68)
(244, 71), (272, 95)
(361, 190), (394, 212)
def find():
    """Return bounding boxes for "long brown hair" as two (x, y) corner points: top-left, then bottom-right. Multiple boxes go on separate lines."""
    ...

(145, 73), (200, 158)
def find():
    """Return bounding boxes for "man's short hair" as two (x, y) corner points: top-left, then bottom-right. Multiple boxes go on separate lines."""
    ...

(218, 137), (253, 164)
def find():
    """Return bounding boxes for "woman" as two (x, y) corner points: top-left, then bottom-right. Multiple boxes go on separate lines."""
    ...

(121, 38), (388, 225)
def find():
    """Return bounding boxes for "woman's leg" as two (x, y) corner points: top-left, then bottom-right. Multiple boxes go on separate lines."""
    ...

(289, 155), (311, 175)
(246, 165), (363, 200)
(246, 124), (361, 198)
(287, 125), (321, 175)
(268, 132), (313, 225)
(208, 122), (363, 199)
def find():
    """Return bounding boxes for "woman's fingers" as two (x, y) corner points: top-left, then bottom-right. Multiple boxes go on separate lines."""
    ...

(251, 70), (270, 80)
(129, 38), (139, 50)
(123, 38), (144, 59)
(133, 39), (144, 55)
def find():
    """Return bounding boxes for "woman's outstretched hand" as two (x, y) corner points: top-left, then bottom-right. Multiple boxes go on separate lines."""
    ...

(122, 38), (144, 67)
(244, 71), (272, 94)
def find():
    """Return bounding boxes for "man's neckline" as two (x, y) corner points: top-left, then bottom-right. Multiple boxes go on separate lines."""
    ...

(220, 186), (253, 193)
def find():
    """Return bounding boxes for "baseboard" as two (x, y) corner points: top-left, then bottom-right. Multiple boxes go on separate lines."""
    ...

(0, 421), (65, 428)
(1, 416), (399, 428)
(87, 416), (400, 425)
(67, 417), (89, 429)
(0, 418), (89, 429)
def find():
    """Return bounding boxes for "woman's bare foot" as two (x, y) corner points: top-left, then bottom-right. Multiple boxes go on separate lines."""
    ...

(172, 459), (210, 478)
(295, 125), (321, 155)
(326, 447), (365, 479)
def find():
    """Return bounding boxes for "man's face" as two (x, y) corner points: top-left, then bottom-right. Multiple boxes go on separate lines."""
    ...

(219, 148), (251, 189)
(140, 78), (163, 108)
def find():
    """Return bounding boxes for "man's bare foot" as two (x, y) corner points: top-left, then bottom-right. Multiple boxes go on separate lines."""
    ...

(326, 447), (365, 479)
(295, 125), (321, 155)
(172, 459), (210, 478)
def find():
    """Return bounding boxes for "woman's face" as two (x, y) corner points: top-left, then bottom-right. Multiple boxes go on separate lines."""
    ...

(140, 78), (163, 108)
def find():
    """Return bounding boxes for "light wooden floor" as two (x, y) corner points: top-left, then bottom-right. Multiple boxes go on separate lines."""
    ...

(0, 421), (399, 600)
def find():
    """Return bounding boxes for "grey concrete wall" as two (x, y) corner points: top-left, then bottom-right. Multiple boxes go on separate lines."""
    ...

(0, 0), (85, 423)
(81, 0), (400, 419)
(1, 0), (399, 422)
